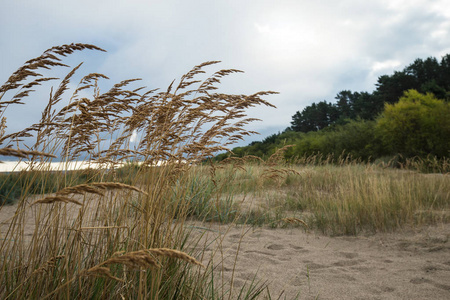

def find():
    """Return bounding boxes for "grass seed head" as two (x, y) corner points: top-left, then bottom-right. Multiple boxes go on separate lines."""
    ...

(32, 196), (83, 206)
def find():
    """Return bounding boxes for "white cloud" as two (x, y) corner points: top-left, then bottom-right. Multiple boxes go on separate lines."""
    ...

(130, 130), (138, 143)
(371, 60), (402, 73)
(1, 0), (450, 147)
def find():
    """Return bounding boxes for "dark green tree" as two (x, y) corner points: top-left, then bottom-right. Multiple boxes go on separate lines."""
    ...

(351, 92), (384, 120)
(374, 71), (418, 105)
(439, 54), (450, 96)
(291, 101), (338, 132)
(405, 57), (440, 84)
(335, 90), (356, 119)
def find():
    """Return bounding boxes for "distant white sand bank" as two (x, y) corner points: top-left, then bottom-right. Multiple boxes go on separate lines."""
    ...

(0, 161), (108, 172)
(0, 160), (177, 172)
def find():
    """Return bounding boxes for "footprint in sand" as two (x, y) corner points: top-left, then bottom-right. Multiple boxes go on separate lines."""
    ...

(244, 250), (276, 257)
(338, 251), (359, 259)
(289, 244), (304, 250)
(333, 260), (361, 267)
(236, 272), (260, 284)
(338, 273), (357, 282)
(351, 266), (371, 272)
(266, 243), (284, 250)
(410, 277), (432, 285)
(332, 252), (364, 267)
(369, 285), (396, 295)
(229, 233), (243, 239)
(434, 283), (450, 291)
(381, 286), (396, 293)
(242, 251), (283, 264)
(411, 276), (450, 291)
(265, 243), (310, 253)
(302, 261), (327, 270)
(231, 279), (244, 288)
(422, 264), (442, 273)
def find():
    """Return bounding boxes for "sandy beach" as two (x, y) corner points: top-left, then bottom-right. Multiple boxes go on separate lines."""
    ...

(187, 222), (450, 299)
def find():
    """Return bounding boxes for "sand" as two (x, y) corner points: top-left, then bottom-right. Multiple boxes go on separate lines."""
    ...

(1, 199), (449, 299)
(188, 222), (450, 299)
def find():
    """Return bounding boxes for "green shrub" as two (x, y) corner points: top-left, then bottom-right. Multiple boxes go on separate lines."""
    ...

(376, 90), (450, 158)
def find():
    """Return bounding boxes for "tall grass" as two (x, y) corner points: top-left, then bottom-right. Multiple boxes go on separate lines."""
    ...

(0, 44), (276, 299)
(284, 163), (449, 235)
(197, 156), (449, 235)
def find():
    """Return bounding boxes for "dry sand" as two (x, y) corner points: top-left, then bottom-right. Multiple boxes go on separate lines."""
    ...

(1, 199), (449, 300)
(189, 222), (450, 299)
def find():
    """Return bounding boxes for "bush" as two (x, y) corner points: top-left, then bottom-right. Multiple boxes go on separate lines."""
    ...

(291, 119), (380, 161)
(376, 90), (450, 158)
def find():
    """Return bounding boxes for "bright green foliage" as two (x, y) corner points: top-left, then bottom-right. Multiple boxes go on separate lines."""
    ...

(376, 90), (450, 158)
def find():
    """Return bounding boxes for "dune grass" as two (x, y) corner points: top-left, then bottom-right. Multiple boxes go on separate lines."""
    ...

(282, 163), (449, 235)
(0, 44), (275, 299)
(189, 157), (449, 235)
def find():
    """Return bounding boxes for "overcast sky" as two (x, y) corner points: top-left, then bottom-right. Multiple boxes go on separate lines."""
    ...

(2, 0), (450, 148)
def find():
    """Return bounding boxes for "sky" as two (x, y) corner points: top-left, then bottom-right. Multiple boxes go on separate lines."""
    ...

(1, 0), (450, 150)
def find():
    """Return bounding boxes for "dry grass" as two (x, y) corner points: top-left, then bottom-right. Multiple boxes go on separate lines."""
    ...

(98, 248), (205, 270)
(279, 217), (309, 228)
(200, 160), (449, 234)
(31, 195), (83, 205)
(0, 44), (275, 299)
(0, 148), (57, 160)
(55, 182), (148, 197)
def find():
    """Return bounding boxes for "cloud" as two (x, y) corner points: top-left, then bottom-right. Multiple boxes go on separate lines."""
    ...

(130, 130), (138, 143)
(1, 0), (450, 148)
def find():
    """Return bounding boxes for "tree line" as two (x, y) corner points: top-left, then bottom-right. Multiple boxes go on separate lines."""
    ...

(291, 55), (450, 132)
(217, 54), (450, 162)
